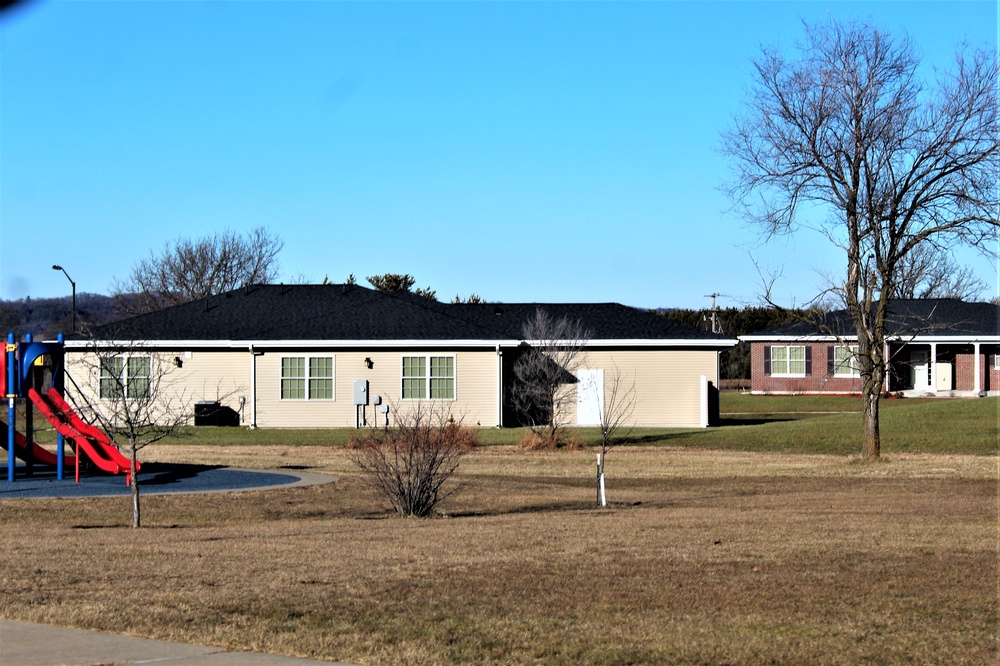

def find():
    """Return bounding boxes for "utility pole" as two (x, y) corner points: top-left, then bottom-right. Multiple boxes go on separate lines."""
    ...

(703, 293), (727, 334)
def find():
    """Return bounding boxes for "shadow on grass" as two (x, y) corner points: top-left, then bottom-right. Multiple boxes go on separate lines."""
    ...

(448, 501), (641, 518)
(717, 417), (796, 426)
(138, 462), (224, 486)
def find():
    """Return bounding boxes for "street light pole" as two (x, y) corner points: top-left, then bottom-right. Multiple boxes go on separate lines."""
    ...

(52, 265), (76, 333)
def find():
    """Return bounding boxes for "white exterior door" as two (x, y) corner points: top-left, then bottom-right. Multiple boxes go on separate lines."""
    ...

(911, 350), (931, 391)
(576, 369), (604, 426)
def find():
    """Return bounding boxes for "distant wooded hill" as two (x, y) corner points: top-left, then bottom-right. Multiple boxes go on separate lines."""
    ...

(0, 293), (123, 339)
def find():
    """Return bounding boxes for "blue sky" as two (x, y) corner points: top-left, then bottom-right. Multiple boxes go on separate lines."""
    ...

(1, 1), (996, 310)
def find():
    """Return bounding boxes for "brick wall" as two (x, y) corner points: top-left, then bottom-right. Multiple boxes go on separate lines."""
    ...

(753, 342), (999, 394)
(750, 342), (863, 394)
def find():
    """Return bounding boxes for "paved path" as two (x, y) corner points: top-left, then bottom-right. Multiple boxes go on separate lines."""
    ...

(0, 464), (336, 499)
(0, 620), (360, 665)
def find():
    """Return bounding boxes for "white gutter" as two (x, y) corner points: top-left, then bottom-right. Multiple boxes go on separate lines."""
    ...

(249, 344), (258, 428)
(496, 344), (503, 427)
(739, 334), (999, 343)
(66, 337), (739, 349)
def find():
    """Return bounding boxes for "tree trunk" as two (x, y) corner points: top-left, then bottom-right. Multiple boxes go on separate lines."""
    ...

(130, 447), (141, 528)
(861, 391), (881, 460)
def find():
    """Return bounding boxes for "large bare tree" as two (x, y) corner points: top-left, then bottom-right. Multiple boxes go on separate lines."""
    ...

(112, 227), (283, 315)
(723, 19), (998, 459)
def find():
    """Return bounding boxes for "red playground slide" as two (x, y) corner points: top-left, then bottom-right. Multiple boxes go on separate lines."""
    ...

(0, 418), (78, 467)
(27, 388), (137, 482)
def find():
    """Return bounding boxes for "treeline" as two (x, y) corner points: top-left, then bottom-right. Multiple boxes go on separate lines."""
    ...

(660, 306), (808, 381)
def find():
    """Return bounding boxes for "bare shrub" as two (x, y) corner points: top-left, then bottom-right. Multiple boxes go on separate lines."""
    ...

(517, 429), (581, 451)
(349, 405), (476, 517)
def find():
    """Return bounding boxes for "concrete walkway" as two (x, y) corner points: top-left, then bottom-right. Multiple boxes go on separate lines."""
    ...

(0, 620), (360, 665)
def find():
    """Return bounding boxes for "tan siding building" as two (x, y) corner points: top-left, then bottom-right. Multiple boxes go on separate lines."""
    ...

(67, 285), (736, 429)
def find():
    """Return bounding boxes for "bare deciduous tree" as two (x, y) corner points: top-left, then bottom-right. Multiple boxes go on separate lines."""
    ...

(594, 364), (637, 507)
(349, 402), (475, 517)
(891, 245), (988, 301)
(70, 337), (194, 527)
(112, 227), (283, 315)
(723, 18), (999, 459)
(509, 309), (590, 445)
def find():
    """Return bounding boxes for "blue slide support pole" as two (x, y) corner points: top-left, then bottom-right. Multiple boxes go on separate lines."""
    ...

(7, 333), (16, 482)
(56, 333), (64, 480)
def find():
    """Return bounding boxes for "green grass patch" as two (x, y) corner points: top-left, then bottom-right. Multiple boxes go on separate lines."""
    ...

(632, 396), (998, 456)
(150, 396), (999, 457)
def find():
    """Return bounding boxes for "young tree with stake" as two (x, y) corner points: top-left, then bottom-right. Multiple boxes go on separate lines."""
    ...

(74, 337), (193, 527)
(593, 364), (637, 507)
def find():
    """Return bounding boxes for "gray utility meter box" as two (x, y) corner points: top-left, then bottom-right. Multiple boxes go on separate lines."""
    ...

(353, 379), (369, 406)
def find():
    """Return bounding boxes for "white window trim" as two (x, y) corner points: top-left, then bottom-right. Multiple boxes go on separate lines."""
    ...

(834, 345), (861, 377)
(770, 345), (807, 378)
(400, 354), (457, 401)
(279, 355), (335, 401)
(99, 354), (151, 400)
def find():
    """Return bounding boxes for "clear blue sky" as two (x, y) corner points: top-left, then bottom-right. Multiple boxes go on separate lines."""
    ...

(2, 1), (996, 310)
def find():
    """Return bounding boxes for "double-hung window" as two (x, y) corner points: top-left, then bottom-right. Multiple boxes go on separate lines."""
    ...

(833, 345), (861, 377)
(401, 355), (455, 400)
(100, 355), (151, 400)
(768, 345), (807, 377)
(281, 356), (334, 400)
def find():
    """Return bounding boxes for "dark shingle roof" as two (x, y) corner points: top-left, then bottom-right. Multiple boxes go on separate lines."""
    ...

(743, 299), (1000, 339)
(82, 284), (731, 345)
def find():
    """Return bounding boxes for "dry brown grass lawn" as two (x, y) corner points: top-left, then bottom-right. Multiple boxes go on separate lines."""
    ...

(0, 445), (996, 665)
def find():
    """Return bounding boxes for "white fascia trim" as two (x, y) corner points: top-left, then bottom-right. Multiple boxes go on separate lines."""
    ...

(740, 335), (999, 344)
(885, 335), (1000, 343)
(523, 338), (737, 348)
(66, 337), (739, 350)
(739, 335), (848, 342)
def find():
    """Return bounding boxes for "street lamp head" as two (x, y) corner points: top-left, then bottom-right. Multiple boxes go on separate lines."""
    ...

(52, 264), (62, 271)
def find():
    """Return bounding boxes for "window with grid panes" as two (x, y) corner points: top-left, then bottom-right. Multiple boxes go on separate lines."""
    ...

(402, 355), (455, 400)
(771, 345), (806, 376)
(100, 356), (150, 400)
(309, 357), (333, 399)
(429, 356), (454, 399)
(281, 356), (334, 400)
(402, 356), (426, 399)
(834, 345), (860, 377)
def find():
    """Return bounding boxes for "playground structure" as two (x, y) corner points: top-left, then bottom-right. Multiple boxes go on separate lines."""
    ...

(3, 332), (136, 484)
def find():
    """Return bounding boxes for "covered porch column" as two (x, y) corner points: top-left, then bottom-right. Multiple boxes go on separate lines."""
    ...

(929, 342), (938, 393)
(973, 342), (982, 394)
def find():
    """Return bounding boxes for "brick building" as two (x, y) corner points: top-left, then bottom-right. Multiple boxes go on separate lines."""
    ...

(741, 300), (999, 397)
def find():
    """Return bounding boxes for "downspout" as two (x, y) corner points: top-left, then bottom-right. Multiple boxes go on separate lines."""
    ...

(496, 345), (503, 428)
(249, 345), (258, 428)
